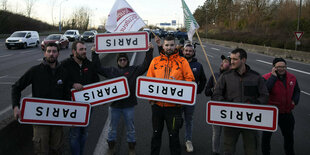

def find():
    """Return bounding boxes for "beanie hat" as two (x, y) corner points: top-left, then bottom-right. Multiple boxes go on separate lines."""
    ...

(272, 57), (286, 66)
(117, 53), (129, 62)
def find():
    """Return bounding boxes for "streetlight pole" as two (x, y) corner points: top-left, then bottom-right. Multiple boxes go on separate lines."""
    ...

(59, 0), (68, 33)
(295, 0), (302, 51)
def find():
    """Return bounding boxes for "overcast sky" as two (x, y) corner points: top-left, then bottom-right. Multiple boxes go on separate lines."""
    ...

(6, 0), (205, 28)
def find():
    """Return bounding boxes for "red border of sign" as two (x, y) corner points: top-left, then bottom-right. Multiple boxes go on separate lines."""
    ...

(294, 31), (304, 41)
(19, 97), (91, 126)
(206, 101), (278, 131)
(136, 76), (196, 105)
(95, 31), (149, 53)
(71, 77), (129, 106)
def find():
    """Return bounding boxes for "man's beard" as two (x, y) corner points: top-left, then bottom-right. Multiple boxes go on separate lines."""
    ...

(46, 56), (56, 63)
(76, 53), (86, 61)
(165, 50), (175, 56)
(184, 55), (193, 60)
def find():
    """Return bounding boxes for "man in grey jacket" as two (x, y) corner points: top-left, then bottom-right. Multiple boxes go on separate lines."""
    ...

(212, 48), (269, 155)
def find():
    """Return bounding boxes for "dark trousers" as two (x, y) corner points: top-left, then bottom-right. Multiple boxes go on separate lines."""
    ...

(151, 105), (183, 155)
(262, 113), (295, 155)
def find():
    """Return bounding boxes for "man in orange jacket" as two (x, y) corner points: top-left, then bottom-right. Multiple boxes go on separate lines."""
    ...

(147, 35), (195, 155)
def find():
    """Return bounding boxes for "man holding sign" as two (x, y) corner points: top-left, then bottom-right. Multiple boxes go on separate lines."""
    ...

(147, 35), (195, 155)
(61, 41), (99, 155)
(11, 42), (70, 155)
(92, 43), (153, 154)
(212, 48), (269, 155)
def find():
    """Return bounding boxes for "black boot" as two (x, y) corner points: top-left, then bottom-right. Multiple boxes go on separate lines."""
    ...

(107, 140), (115, 155)
(128, 142), (136, 155)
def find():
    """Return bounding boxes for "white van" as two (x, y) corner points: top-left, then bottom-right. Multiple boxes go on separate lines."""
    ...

(5, 31), (40, 49)
(64, 30), (80, 41)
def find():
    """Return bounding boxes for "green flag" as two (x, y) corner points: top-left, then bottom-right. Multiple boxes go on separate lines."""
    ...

(181, 0), (199, 42)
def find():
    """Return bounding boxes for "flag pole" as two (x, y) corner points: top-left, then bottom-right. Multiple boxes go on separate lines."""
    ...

(195, 30), (217, 84)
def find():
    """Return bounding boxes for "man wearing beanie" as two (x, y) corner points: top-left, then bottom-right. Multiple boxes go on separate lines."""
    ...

(91, 43), (153, 155)
(261, 57), (300, 155)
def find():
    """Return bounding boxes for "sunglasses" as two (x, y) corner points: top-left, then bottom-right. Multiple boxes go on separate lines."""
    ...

(118, 58), (127, 62)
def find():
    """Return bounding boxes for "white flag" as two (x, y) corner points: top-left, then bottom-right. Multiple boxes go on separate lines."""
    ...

(181, 0), (199, 42)
(105, 0), (146, 32)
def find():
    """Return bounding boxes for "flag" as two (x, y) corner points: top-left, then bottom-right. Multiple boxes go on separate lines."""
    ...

(105, 0), (146, 32)
(181, 0), (199, 42)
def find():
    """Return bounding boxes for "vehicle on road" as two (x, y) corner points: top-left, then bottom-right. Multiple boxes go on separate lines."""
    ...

(64, 30), (80, 42)
(5, 31), (40, 49)
(175, 30), (188, 40)
(41, 34), (69, 51)
(81, 31), (96, 42)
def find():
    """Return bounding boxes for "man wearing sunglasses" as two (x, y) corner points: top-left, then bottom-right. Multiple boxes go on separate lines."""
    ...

(261, 58), (300, 155)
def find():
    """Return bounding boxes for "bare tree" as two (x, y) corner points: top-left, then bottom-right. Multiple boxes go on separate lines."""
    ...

(24, 0), (37, 17)
(66, 7), (91, 30)
(50, 0), (57, 26)
(1, 0), (8, 10)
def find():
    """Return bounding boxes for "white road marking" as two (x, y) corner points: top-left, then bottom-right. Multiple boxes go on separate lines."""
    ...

(0, 106), (11, 117)
(0, 75), (8, 79)
(256, 60), (310, 75)
(211, 47), (220, 51)
(207, 54), (214, 58)
(37, 58), (42, 61)
(0, 54), (13, 58)
(20, 51), (33, 54)
(301, 91), (310, 96)
(0, 82), (14, 85)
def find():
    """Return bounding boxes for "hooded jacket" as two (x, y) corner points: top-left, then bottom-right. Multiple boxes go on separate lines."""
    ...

(12, 59), (70, 108)
(92, 49), (153, 108)
(147, 52), (195, 107)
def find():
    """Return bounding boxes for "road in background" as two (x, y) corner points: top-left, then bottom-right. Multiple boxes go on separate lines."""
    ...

(0, 39), (309, 154)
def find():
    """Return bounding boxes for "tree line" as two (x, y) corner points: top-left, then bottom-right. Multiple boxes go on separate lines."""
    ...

(193, 0), (310, 51)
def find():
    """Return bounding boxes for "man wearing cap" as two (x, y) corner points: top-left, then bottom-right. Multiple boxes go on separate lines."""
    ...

(261, 58), (300, 155)
(91, 43), (153, 155)
(181, 43), (207, 152)
(212, 48), (269, 155)
(205, 54), (231, 155)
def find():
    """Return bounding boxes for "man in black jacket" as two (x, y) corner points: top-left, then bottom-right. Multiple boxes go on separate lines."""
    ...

(182, 43), (206, 152)
(12, 42), (70, 155)
(61, 41), (99, 155)
(92, 43), (153, 155)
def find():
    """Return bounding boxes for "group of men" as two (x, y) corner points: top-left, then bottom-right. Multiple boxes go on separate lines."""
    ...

(11, 34), (300, 155)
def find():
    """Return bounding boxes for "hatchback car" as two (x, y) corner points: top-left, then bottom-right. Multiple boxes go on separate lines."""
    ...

(81, 31), (96, 42)
(64, 30), (80, 41)
(41, 34), (69, 51)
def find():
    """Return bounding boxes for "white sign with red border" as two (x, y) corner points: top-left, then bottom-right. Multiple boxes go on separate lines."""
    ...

(294, 31), (304, 41)
(19, 97), (91, 127)
(95, 31), (149, 53)
(71, 76), (130, 107)
(206, 101), (278, 132)
(136, 76), (197, 106)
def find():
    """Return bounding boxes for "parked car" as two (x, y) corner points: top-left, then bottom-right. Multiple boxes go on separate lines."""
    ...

(64, 30), (80, 41)
(41, 34), (69, 51)
(175, 31), (188, 40)
(81, 31), (96, 42)
(5, 31), (40, 49)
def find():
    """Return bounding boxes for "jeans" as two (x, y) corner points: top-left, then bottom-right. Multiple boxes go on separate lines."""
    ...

(70, 127), (88, 155)
(151, 105), (183, 155)
(212, 125), (223, 153)
(262, 113), (295, 155)
(183, 105), (195, 141)
(108, 107), (136, 142)
(223, 127), (259, 155)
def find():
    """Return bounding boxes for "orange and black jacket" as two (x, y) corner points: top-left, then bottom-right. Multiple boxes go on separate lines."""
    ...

(146, 52), (195, 107)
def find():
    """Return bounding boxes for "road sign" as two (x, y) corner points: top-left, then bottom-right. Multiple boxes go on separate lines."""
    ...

(95, 31), (149, 53)
(71, 77), (130, 107)
(172, 20), (176, 26)
(136, 76), (197, 105)
(19, 97), (91, 127)
(294, 31), (304, 41)
(206, 101), (278, 132)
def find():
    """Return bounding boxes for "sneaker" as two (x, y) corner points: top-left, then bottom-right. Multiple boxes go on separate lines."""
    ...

(185, 140), (194, 152)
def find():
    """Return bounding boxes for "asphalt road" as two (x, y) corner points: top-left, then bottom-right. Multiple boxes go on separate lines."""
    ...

(0, 38), (310, 155)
